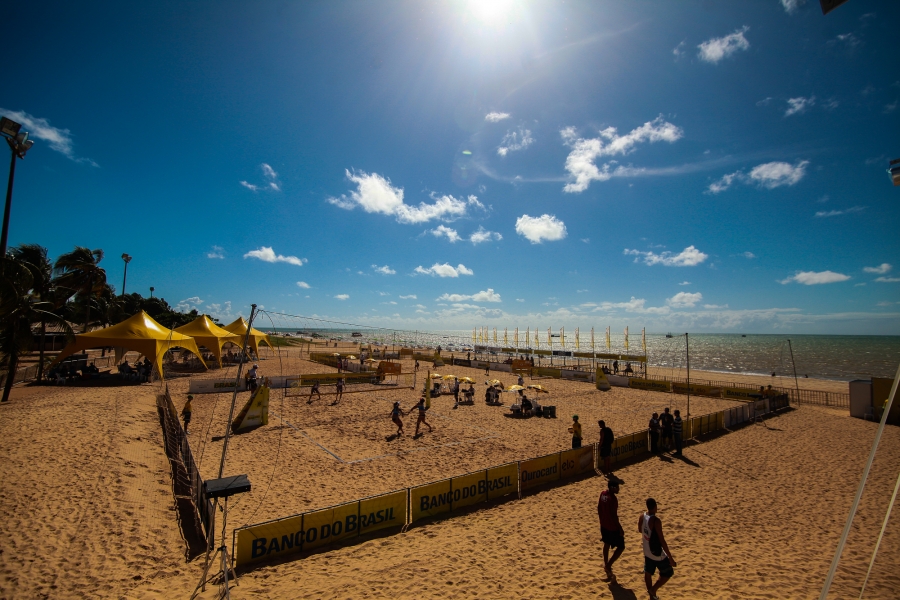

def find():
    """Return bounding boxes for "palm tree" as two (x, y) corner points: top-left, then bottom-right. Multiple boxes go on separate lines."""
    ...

(9, 244), (57, 382)
(0, 256), (73, 402)
(53, 247), (106, 333)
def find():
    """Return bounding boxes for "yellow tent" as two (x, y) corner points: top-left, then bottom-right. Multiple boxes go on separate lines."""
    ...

(50, 311), (206, 380)
(223, 317), (272, 357)
(174, 315), (242, 368)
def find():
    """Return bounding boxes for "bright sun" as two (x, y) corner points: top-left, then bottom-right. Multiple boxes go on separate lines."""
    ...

(467, 0), (516, 26)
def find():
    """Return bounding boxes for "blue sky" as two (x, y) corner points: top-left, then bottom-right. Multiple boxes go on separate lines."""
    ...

(2, 0), (899, 334)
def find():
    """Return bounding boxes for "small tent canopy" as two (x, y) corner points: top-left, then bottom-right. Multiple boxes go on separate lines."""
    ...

(223, 317), (272, 357)
(174, 315), (242, 368)
(50, 311), (206, 380)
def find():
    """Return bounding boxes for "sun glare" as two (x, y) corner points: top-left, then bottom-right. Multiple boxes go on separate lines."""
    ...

(468, 0), (516, 26)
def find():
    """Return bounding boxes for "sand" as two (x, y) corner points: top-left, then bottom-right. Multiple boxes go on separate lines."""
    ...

(1, 350), (898, 599)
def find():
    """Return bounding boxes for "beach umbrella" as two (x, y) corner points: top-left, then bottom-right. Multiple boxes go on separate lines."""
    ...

(527, 384), (549, 393)
(430, 373), (442, 378)
(346, 355), (357, 360)
(442, 374), (457, 380)
(506, 385), (525, 392)
(459, 377), (475, 383)
(332, 352), (342, 356)
(487, 379), (502, 386)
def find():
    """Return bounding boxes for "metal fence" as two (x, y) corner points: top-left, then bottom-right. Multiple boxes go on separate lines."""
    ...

(653, 374), (849, 408)
(0, 355), (116, 387)
(158, 386), (214, 543)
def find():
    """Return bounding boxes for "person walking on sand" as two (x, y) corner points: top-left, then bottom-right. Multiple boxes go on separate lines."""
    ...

(414, 359), (419, 372)
(390, 401), (406, 436)
(452, 378), (460, 408)
(672, 410), (684, 456)
(485, 362), (490, 376)
(660, 407), (674, 452)
(598, 477), (625, 582)
(569, 415), (583, 449)
(333, 378), (344, 405)
(412, 396), (433, 435)
(307, 381), (322, 404)
(638, 498), (676, 600)
(598, 420), (614, 473)
(181, 395), (193, 434)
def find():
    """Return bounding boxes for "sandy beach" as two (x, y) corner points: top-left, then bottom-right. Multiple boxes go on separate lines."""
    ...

(1, 352), (898, 599)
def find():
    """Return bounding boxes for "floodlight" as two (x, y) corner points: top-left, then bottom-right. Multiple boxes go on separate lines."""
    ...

(0, 117), (20, 138)
(15, 131), (28, 144)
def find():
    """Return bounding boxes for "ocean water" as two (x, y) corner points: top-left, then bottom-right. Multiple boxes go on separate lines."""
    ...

(258, 322), (900, 382)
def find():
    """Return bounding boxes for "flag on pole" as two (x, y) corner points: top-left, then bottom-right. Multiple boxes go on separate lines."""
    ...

(525, 327), (530, 347)
(575, 327), (580, 350)
(503, 328), (508, 346)
(625, 326), (629, 350)
(493, 328), (498, 345)
(547, 327), (552, 349)
(606, 326), (611, 350)
(560, 327), (565, 348)
(591, 327), (595, 351)
(642, 327), (646, 353)
(534, 327), (539, 348)
(472, 327), (476, 344)
(514, 327), (518, 348)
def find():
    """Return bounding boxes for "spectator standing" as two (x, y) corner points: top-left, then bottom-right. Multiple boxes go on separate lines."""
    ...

(649, 412), (661, 454)
(660, 407), (674, 452)
(638, 498), (676, 600)
(598, 420), (614, 473)
(598, 478), (625, 582)
(452, 378), (460, 408)
(247, 364), (260, 391)
(181, 395), (193, 434)
(517, 374), (524, 387)
(672, 410), (684, 456)
(613, 360), (619, 375)
(569, 415), (583, 449)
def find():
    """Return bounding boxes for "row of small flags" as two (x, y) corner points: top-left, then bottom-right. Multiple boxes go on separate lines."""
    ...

(471, 327), (647, 352)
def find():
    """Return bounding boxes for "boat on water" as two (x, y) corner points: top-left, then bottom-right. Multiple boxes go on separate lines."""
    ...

(665, 333), (674, 338)
(352, 332), (363, 337)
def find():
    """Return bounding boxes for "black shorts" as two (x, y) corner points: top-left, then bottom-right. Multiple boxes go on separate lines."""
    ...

(600, 527), (625, 549)
(644, 556), (674, 577)
(599, 446), (611, 458)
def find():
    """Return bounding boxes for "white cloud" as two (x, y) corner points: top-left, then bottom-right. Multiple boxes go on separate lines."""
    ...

(679, 281), (691, 286)
(328, 170), (481, 224)
(742, 252), (756, 259)
(240, 163), (281, 192)
(437, 288), (502, 303)
(240, 181), (259, 191)
(785, 96), (815, 117)
(885, 101), (898, 115)
(780, 271), (851, 285)
(207, 245), (225, 259)
(414, 263), (474, 277)
(469, 227), (502, 244)
(0, 108), (97, 166)
(673, 40), (686, 57)
(667, 292), (703, 308)
(749, 160), (809, 188)
(334, 294), (350, 300)
(704, 304), (729, 309)
(864, 263), (892, 274)
(485, 112), (510, 122)
(296, 281), (311, 288)
(832, 33), (861, 48)
(431, 225), (462, 242)
(781, 0), (806, 14)
(206, 301), (234, 321)
(757, 97), (773, 106)
(372, 264), (396, 275)
(515, 214), (567, 244)
(261, 163), (277, 179)
(624, 245), (708, 267)
(497, 128), (534, 156)
(698, 26), (750, 64)
(591, 297), (671, 315)
(243, 246), (307, 266)
(707, 172), (739, 194)
(875, 277), (900, 283)
(815, 206), (865, 218)
(399, 294), (417, 300)
(516, 298), (525, 302)
(175, 296), (204, 312)
(560, 116), (683, 192)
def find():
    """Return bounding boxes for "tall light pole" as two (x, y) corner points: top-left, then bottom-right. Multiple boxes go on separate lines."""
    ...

(121, 253), (132, 296)
(149, 286), (154, 298)
(0, 117), (36, 257)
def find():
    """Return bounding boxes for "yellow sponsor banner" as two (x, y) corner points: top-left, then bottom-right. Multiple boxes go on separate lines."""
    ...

(450, 470), (488, 511)
(609, 432), (649, 464)
(235, 514), (304, 566)
(673, 382), (720, 397)
(723, 387), (759, 401)
(519, 453), (560, 491)
(559, 446), (595, 479)
(594, 353), (648, 362)
(628, 378), (671, 393)
(358, 490), (407, 536)
(486, 463), (518, 500)
(410, 479), (452, 523)
(302, 501), (360, 552)
(533, 367), (561, 378)
(596, 368), (611, 390)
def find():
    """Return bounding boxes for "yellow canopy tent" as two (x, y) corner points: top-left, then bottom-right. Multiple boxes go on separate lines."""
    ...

(174, 315), (242, 368)
(50, 311), (206, 380)
(223, 317), (272, 357)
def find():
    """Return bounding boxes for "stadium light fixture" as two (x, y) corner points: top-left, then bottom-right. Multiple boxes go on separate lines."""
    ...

(0, 116), (36, 257)
(121, 253), (132, 296)
(890, 158), (900, 187)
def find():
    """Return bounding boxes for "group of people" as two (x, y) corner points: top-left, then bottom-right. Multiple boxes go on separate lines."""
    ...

(390, 396), (433, 436)
(648, 407), (683, 455)
(598, 477), (677, 600)
(47, 360), (104, 384)
(569, 417), (614, 465)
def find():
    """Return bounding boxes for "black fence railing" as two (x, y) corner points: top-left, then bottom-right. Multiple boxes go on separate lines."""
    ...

(650, 374), (849, 408)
